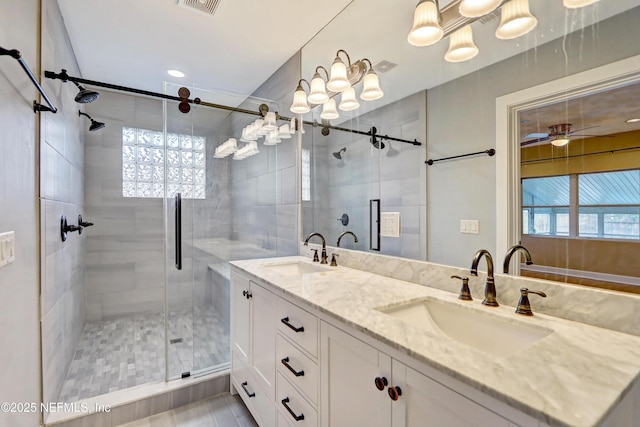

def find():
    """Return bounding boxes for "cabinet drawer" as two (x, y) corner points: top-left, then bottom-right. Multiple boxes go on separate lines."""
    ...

(277, 298), (318, 358)
(277, 372), (318, 427)
(276, 333), (318, 405)
(232, 352), (275, 427)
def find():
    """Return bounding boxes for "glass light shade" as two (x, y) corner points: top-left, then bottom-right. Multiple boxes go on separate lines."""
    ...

(278, 124), (292, 139)
(240, 126), (257, 142)
(290, 87), (310, 114)
(444, 25), (479, 63)
(253, 118), (270, 136)
(563, 0), (599, 8)
(262, 112), (277, 131)
(308, 72), (329, 104)
(289, 118), (297, 134)
(360, 70), (384, 101)
(264, 130), (281, 145)
(551, 137), (570, 147)
(326, 56), (351, 93)
(407, 0), (443, 47)
(320, 98), (340, 120)
(458, 0), (502, 18)
(339, 87), (360, 111)
(495, 0), (538, 40)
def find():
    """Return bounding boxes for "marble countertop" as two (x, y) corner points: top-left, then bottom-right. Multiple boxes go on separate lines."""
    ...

(230, 256), (640, 427)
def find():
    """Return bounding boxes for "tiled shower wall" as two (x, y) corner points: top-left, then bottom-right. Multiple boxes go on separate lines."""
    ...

(230, 53), (301, 256)
(39, 0), (87, 406)
(303, 91), (427, 260)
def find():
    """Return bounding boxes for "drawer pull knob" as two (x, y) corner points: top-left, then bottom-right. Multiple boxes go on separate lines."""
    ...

(281, 317), (304, 333)
(374, 376), (388, 391)
(388, 385), (402, 401)
(281, 397), (305, 421)
(281, 357), (305, 377)
(240, 381), (255, 398)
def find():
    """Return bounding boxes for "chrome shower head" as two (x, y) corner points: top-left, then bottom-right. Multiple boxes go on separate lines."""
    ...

(333, 147), (346, 160)
(78, 111), (105, 132)
(73, 81), (100, 103)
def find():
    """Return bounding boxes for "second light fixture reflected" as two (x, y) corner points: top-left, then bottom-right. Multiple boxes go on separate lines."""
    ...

(289, 50), (384, 120)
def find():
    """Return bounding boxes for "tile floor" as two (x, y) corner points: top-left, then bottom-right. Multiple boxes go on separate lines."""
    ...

(116, 393), (258, 427)
(59, 306), (230, 402)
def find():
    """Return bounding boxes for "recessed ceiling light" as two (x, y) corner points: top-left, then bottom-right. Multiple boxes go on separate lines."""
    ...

(626, 118), (640, 123)
(167, 69), (185, 78)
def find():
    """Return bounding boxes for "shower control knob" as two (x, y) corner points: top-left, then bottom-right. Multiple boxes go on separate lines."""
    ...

(242, 290), (252, 299)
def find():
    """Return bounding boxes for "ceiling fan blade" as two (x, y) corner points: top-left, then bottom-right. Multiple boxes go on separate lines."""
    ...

(568, 134), (615, 138)
(520, 136), (550, 146)
(567, 125), (599, 135)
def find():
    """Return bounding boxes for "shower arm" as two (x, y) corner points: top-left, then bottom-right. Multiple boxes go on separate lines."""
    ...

(2, 46), (58, 113)
(44, 69), (422, 147)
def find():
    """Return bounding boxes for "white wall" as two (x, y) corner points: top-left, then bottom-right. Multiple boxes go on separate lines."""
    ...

(0, 1), (41, 426)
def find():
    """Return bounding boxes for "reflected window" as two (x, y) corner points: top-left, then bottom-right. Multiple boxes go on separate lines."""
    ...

(302, 148), (311, 202)
(122, 127), (206, 199)
(522, 176), (570, 236)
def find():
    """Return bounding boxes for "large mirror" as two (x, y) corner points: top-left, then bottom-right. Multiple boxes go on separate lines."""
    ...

(300, 0), (640, 290)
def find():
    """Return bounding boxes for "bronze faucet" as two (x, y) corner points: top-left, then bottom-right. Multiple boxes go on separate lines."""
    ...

(516, 288), (546, 316)
(304, 232), (328, 264)
(470, 249), (498, 307)
(503, 244), (533, 274)
(337, 231), (358, 247)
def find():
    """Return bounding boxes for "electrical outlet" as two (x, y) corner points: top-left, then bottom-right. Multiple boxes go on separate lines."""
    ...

(460, 220), (479, 234)
(0, 231), (15, 267)
(380, 212), (401, 237)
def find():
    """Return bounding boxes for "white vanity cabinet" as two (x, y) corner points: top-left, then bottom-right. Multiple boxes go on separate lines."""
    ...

(320, 322), (512, 427)
(231, 270), (278, 427)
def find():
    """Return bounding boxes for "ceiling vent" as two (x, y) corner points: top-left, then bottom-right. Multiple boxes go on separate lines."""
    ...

(374, 60), (397, 74)
(177, 0), (221, 17)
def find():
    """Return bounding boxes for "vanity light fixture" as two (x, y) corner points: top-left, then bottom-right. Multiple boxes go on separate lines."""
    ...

(308, 66), (330, 104)
(407, 0), (443, 47)
(327, 51), (351, 93)
(290, 80), (311, 114)
(495, 0), (538, 40)
(444, 25), (479, 63)
(458, 0), (502, 18)
(289, 51), (384, 119)
(339, 87), (360, 111)
(214, 138), (238, 158)
(563, 0), (600, 8)
(321, 98), (340, 120)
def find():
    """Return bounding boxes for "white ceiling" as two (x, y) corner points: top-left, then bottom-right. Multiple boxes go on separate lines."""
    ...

(56, 0), (352, 100)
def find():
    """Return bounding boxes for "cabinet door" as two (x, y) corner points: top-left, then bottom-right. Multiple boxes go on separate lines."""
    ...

(251, 281), (278, 395)
(320, 322), (391, 427)
(231, 271), (251, 364)
(391, 360), (510, 427)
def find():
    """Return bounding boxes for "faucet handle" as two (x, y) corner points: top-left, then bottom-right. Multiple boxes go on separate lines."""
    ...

(451, 275), (472, 301)
(330, 253), (339, 267)
(311, 249), (319, 262)
(516, 288), (547, 316)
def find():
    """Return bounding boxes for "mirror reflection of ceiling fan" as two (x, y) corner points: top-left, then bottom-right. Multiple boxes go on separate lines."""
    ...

(521, 123), (614, 147)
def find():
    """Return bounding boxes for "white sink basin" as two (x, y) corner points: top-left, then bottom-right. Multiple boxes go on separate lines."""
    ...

(263, 261), (329, 276)
(379, 298), (552, 358)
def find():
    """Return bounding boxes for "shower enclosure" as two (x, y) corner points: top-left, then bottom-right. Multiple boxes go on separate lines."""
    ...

(48, 82), (290, 411)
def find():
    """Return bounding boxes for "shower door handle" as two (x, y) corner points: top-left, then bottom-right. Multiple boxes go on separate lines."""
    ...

(175, 193), (182, 270)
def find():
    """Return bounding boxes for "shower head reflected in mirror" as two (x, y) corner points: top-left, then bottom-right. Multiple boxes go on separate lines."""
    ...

(72, 81), (100, 103)
(78, 111), (105, 132)
(386, 141), (399, 157)
(333, 147), (347, 160)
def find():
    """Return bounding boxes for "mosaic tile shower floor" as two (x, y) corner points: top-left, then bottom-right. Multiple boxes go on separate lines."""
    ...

(58, 306), (229, 402)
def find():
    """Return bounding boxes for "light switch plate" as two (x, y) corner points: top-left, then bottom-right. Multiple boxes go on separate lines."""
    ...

(380, 212), (401, 237)
(0, 231), (15, 267)
(460, 220), (479, 234)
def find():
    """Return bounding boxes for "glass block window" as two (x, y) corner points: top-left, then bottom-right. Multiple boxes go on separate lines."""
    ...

(302, 148), (311, 202)
(122, 127), (206, 199)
